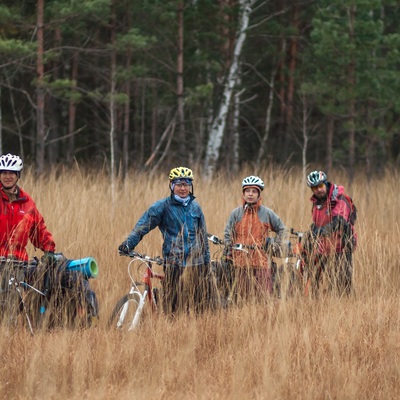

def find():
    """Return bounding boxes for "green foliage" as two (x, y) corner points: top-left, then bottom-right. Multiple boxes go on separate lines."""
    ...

(52, 0), (111, 19)
(116, 29), (155, 51)
(0, 39), (36, 56)
(0, 5), (13, 22)
(185, 83), (214, 106)
(46, 79), (82, 102)
(116, 65), (149, 82)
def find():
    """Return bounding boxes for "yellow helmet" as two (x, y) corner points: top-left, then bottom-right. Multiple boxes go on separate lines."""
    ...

(168, 166), (194, 181)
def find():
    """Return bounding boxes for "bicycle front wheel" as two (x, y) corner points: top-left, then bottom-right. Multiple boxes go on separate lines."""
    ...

(107, 292), (144, 331)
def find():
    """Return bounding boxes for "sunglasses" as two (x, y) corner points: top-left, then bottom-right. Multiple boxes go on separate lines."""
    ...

(311, 183), (325, 190)
(174, 182), (192, 188)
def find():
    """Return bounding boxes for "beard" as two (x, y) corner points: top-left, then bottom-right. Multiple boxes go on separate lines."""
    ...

(315, 193), (327, 202)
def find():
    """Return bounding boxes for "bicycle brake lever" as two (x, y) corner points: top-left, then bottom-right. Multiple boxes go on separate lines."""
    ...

(208, 234), (222, 245)
(155, 257), (163, 265)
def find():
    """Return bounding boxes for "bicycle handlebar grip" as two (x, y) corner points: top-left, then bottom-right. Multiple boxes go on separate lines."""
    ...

(207, 234), (223, 245)
(290, 228), (304, 239)
(155, 257), (163, 265)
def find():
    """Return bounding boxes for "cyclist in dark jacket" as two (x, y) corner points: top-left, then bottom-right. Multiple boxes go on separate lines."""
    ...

(306, 170), (357, 295)
(118, 167), (212, 315)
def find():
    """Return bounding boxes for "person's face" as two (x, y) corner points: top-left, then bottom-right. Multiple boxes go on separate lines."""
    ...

(0, 170), (19, 190)
(173, 180), (192, 198)
(243, 187), (260, 204)
(311, 182), (327, 200)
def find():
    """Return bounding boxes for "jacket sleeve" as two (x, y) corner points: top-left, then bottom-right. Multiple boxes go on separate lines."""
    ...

(224, 208), (239, 246)
(268, 210), (286, 243)
(27, 207), (56, 252)
(199, 209), (210, 264)
(126, 201), (163, 249)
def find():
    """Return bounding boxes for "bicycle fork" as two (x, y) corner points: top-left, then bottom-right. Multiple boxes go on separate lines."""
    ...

(116, 287), (148, 331)
(129, 289), (147, 331)
(10, 277), (35, 336)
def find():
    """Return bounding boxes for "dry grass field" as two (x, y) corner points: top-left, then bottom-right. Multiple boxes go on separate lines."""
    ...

(1, 165), (399, 399)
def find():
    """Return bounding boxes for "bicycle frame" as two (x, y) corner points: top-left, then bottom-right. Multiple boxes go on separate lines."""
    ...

(289, 228), (337, 297)
(0, 259), (47, 335)
(110, 251), (164, 331)
(0, 255), (99, 333)
(208, 232), (306, 299)
(207, 233), (270, 303)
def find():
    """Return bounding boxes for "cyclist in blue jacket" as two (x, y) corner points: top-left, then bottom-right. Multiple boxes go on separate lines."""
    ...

(118, 167), (212, 315)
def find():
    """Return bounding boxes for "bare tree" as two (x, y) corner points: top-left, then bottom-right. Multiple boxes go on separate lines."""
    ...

(36, 0), (45, 173)
(256, 71), (276, 167)
(67, 52), (79, 165)
(177, 1), (186, 155)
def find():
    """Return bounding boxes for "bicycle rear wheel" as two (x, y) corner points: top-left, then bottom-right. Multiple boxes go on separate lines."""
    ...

(107, 292), (144, 331)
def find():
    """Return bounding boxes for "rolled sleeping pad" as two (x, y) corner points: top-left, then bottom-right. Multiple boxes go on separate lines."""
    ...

(65, 257), (99, 279)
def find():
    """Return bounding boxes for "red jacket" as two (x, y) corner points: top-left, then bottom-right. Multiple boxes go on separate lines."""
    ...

(0, 186), (55, 261)
(310, 183), (356, 254)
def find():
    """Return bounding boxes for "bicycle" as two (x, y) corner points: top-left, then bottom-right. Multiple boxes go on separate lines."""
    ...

(275, 228), (309, 297)
(287, 228), (353, 297)
(44, 253), (100, 329)
(108, 251), (164, 331)
(207, 233), (283, 304)
(0, 257), (45, 335)
(0, 253), (99, 334)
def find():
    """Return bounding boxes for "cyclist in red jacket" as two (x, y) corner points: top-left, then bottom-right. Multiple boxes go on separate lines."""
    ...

(0, 154), (56, 263)
(306, 170), (357, 295)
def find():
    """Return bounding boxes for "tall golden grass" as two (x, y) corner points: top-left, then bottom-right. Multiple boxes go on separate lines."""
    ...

(1, 165), (399, 399)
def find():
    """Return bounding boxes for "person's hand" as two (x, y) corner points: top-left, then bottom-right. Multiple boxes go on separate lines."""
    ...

(118, 241), (132, 255)
(311, 224), (330, 237)
(265, 237), (275, 249)
(42, 251), (56, 267)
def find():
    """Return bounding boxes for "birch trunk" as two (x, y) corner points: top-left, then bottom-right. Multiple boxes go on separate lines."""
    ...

(203, 0), (254, 180)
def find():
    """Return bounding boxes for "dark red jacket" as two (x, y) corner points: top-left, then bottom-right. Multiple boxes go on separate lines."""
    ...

(0, 186), (55, 261)
(310, 183), (356, 254)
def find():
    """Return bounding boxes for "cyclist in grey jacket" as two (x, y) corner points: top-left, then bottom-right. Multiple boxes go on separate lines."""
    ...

(224, 175), (286, 299)
(118, 167), (212, 314)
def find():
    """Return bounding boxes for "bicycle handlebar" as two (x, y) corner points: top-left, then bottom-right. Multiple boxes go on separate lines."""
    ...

(207, 233), (265, 252)
(290, 228), (304, 239)
(119, 250), (164, 265)
(207, 233), (224, 245)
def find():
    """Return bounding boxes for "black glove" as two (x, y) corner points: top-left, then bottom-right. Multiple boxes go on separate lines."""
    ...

(311, 223), (330, 237)
(118, 241), (132, 255)
(265, 237), (275, 248)
(42, 251), (57, 267)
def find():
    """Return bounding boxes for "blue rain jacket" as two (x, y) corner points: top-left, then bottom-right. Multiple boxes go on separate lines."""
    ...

(126, 194), (210, 267)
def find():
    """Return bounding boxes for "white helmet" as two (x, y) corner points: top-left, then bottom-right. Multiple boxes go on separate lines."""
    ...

(307, 170), (327, 187)
(242, 175), (264, 191)
(0, 153), (23, 172)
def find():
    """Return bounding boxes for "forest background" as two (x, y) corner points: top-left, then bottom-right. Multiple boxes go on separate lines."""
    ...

(1, 0), (400, 182)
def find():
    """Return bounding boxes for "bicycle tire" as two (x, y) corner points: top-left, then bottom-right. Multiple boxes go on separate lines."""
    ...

(107, 292), (143, 331)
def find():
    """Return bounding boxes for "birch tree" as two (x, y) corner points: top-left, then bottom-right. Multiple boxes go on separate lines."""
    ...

(203, 0), (255, 180)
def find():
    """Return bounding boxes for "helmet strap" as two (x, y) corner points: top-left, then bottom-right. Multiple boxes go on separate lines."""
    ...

(2, 183), (18, 195)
